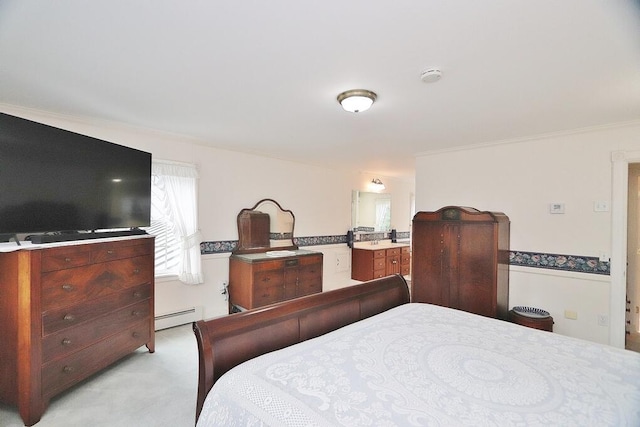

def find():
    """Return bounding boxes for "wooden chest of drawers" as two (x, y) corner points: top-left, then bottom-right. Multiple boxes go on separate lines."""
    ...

(351, 245), (410, 281)
(0, 236), (155, 426)
(229, 250), (323, 310)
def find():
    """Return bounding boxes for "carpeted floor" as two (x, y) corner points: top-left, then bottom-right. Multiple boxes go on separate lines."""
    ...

(0, 324), (197, 427)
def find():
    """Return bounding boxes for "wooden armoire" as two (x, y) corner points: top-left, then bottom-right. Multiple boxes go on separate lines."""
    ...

(411, 206), (510, 319)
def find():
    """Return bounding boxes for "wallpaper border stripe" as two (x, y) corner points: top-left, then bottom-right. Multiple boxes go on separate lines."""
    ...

(200, 236), (611, 276)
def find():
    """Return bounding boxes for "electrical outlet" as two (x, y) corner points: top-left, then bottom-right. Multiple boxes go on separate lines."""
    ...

(564, 310), (578, 320)
(597, 314), (609, 326)
(335, 251), (350, 273)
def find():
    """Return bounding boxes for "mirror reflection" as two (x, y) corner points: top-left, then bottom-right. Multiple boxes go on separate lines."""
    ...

(254, 199), (295, 248)
(234, 198), (297, 254)
(352, 190), (391, 232)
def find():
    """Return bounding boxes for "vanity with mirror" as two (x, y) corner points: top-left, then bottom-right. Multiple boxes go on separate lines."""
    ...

(229, 199), (323, 311)
(351, 190), (411, 281)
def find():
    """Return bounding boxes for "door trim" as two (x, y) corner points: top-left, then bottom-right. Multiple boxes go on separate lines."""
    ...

(611, 150), (640, 347)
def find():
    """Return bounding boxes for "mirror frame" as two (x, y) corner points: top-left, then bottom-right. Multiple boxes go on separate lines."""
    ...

(233, 198), (298, 254)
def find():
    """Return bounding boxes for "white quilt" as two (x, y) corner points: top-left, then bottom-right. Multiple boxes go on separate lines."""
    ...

(197, 303), (640, 426)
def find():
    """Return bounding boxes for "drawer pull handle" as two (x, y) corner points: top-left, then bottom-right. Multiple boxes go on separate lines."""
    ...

(133, 291), (142, 298)
(132, 310), (143, 317)
(63, 365), (74, 373)
(63, 314), (75, 321)
(107, 250), (115, 255)
(64, 257), (72, 263)
(132, 332), (140, 339)
(62, 284), (74, 291)
(133, 268), (140, 274)
(61, 338), (72, 346)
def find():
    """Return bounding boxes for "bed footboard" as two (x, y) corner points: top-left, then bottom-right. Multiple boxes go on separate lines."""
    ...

(192, 274), (410, 423)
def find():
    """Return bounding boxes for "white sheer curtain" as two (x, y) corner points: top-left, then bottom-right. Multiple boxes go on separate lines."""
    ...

(152, 161), (203, 285)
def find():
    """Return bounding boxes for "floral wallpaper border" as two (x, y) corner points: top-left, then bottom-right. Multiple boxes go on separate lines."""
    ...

(509, 251), (610, 275)
(200, 236), (611, 276)
(200, 234), (349, 255)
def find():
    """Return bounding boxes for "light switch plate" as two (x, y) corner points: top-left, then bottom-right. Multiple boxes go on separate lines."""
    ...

(594, 201), (610, 212)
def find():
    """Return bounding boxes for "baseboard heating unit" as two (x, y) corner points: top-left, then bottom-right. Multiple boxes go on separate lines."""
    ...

(155, 306), (203, 330)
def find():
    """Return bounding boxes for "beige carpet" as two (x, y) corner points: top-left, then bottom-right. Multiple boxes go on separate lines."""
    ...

(0, 324), (197, 427)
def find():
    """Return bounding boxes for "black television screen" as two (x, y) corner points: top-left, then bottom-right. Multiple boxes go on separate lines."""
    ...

(0, 113), (151, 235)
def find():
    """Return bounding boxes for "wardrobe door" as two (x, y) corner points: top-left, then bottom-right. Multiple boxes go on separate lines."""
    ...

(454, 223), (497, 317)
(411, 221), (445, 305)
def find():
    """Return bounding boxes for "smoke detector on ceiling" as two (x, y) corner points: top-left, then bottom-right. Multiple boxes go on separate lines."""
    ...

(420, 68), (442, 83)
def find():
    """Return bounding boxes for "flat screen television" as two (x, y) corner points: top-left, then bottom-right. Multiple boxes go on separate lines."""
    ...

(0, 112), (151, 240)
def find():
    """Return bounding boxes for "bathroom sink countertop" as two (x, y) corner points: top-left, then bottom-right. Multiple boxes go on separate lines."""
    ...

(353, 241), (410, 250)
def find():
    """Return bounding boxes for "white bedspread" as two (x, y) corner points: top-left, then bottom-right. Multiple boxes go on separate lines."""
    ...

(197, 303), (640, 426)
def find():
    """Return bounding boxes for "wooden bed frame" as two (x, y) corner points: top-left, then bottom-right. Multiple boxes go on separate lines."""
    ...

(192, 274), (410, 423)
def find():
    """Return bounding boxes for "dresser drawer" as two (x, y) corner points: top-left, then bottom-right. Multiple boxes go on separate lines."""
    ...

(253, 268), (284, 289)
(386, 248), (401, 257)
(298, 259), (322, 281)
(41, 255), (153, 312)
(41, 300), (151, 363)
(373, 269), (386, 279)
(91, 239), (153, 263)
(41, 246), (92, 272)
(298, 254), (322, 267)
(297, 280), (322, 297)
(41, 320), (151, 398)
(373, 258), (386, 270)
(252, 281), (285, 307)
(373, 250), (386, 259)
(42, 283), (152, 336)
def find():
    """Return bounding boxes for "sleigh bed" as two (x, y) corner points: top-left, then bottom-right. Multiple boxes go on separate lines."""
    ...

(193, 274), (640, 426)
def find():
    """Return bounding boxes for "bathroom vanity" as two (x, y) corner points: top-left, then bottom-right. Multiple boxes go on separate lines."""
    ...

(351, 242), (410, 281)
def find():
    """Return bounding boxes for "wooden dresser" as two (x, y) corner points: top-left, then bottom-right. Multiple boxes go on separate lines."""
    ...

(351, 244), (410, 281)
(229, 250), (323, 310)
(411, 206), (510, 319)
(0, 236), (155, 426)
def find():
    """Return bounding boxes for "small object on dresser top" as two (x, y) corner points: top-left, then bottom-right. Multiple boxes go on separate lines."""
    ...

(265, 250), (297, 257)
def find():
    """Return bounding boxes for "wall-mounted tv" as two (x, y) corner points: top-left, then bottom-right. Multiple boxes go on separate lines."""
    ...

(0, 112), (151, 240)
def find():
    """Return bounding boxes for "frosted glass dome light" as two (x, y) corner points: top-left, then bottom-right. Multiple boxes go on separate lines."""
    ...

(337, 89), (377, 113)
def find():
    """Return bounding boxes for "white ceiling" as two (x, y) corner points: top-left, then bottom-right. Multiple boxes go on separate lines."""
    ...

(1, 1), (639, 180)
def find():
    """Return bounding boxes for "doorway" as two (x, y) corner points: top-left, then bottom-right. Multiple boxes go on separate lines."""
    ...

(627, 163), (640, 352)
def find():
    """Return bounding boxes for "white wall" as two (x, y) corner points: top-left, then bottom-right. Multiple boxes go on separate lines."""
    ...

(1, 105), (414, 321)
(415, 122), (640, 345)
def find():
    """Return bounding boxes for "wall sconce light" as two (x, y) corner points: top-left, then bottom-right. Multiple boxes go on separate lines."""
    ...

(337, 89), (377, 113)
(370, 178), (385, 191)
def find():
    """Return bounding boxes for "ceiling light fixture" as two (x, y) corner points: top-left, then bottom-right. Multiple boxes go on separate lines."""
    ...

(337, 89), (377, 113)
(370, 178), (385, 191)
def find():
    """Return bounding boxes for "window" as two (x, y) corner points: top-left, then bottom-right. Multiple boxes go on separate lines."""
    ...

(148, 175), (181, 275)
(375, 198), (391, 231)
(145, 160), (203, 285)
